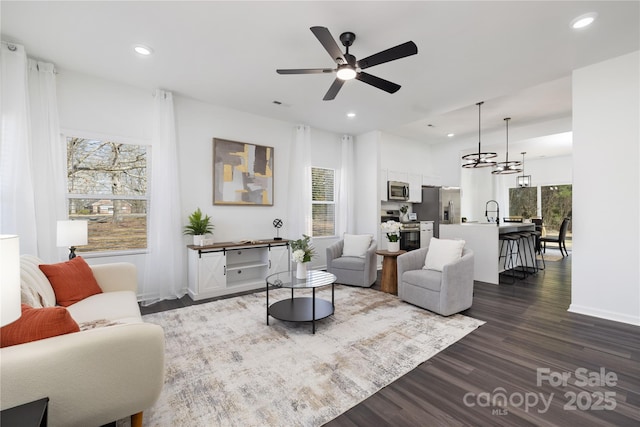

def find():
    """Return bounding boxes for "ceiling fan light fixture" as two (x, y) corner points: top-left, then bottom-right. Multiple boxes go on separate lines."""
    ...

(336, 65), (357, 80)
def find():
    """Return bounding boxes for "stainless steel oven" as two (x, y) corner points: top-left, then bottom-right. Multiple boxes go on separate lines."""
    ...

(400, 225), (421, 251)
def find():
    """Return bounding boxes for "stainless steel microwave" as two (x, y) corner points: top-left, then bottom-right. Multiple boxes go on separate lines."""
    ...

(388, 181), (409, 201)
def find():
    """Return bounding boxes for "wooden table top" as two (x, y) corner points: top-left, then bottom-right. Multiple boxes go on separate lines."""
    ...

(375, 249), (407, 257)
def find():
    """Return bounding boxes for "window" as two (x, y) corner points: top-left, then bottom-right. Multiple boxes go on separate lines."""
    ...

(509, 187), (537, 219)
(541, 184), (572, 243)
(311, 167), (335, 237)
(66, 137), (148, 253)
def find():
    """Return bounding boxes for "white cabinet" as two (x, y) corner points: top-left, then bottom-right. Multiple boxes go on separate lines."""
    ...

(268, 245), (290, 274)
(387, 170), (408, 183)
(188, 240), (290, 300)
(408, 173), (423, 202)
(188, 251), (225, 299)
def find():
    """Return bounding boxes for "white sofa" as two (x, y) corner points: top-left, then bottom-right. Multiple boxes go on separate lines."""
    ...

(0, 255), (165, 427)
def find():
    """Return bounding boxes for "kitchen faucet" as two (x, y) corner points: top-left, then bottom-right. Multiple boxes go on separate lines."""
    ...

(485, 200), (500, 226)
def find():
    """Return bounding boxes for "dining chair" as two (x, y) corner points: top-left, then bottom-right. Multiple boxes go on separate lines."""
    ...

(541, 217), (571, 257)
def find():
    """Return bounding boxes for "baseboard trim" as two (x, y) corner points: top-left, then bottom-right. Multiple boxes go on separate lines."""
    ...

(568, 303), (640, 326)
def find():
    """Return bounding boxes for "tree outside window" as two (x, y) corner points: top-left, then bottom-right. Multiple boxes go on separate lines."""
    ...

(66, 137), (148, 252)
(509, 187), (537, 219)
(541, 184), (572, 238)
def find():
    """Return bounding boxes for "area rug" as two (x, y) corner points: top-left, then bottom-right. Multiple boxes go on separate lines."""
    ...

(142, 285), (484, 426)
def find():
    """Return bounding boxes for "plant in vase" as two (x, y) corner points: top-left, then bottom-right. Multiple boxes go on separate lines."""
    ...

(381, 220), (401, 252)
(183, 208), (214, 246)
(400, 204), (409, 222)
(291, 234), (315, 279)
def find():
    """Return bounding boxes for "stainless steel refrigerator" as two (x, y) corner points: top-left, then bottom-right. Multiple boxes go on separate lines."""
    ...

(412, 186), (461, 237)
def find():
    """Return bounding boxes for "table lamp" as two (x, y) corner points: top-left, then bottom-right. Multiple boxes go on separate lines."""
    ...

(57, 220), (88, 259)
(1, 235), (21, 326)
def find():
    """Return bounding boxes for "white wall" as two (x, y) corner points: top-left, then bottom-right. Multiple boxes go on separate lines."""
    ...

(307, 128), (343, 270)
(571, 51), (640, 326)
(174, 95), (293, 243)
(57, 70), (153, 141)
(355, 130), (382, 237)
(379, 132), (434, 176)
(56, 70), (345, 287)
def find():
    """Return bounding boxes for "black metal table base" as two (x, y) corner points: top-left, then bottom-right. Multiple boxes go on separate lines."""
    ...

(267, 284), (335, 334)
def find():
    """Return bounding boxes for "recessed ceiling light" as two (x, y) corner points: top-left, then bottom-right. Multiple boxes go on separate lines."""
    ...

(571, 12), (597, 29)
(133, 44), (153, 56)
(447, 133), (455, 138)
(347, 112), (356, 118)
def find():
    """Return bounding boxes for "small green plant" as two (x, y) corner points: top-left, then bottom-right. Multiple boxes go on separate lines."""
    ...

(291, 234), (315, 263)
(183, 208), (214, 236)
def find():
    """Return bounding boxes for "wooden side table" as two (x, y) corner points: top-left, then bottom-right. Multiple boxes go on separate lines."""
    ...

(376, 249), (407, 295)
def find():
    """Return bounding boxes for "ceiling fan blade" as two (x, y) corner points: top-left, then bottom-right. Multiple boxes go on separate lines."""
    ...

(323, 78), (345, 101)
(357, 41), (418, 70)
(356, 72), (401, 94)
(310, 26), (346, 64)
(276, 68), (335, 75)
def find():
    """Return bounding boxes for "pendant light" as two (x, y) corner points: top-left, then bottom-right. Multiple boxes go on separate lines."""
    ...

(462, 102), (497, 168)
(492, 117), (522, 174)
(516, 152), (532, 187)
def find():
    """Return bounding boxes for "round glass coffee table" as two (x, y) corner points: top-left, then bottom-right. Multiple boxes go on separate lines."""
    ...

(266, 269), (337, 334)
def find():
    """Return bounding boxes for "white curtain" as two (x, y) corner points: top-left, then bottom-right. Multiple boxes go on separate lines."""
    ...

(0, 42), (65, 260)
(337, 134), (355, 236)
(142, 89), (185, 304)
(27, 59), (67, 261)
(287, 125), (312, 239)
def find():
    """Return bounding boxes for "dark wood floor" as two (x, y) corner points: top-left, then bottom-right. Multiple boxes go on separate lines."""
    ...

(141, 251), (639, 426)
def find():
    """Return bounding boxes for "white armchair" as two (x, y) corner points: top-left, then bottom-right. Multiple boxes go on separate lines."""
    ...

(397, 246), (474, 316)
(326, 235), (377, 287)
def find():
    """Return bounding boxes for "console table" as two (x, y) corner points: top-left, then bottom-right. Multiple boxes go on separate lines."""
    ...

(188, 239), (290, 300)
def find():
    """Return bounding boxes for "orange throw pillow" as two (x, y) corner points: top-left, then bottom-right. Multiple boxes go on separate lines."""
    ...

(39, 256), (103, 307)
(1, 304), (80, 348)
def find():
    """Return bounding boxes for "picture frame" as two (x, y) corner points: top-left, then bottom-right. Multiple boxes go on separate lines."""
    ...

(213, 138), (274, 206)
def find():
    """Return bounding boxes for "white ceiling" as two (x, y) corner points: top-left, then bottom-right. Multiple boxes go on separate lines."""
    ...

(2, 1), (639, 159)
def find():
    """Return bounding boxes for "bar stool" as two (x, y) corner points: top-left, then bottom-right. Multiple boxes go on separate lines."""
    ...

(531, 218), (545, 270)
(499, 233), (521, 284)
(517, 231), (538, 275)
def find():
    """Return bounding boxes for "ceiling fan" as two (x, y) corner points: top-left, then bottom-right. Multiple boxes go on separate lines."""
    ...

(276, 26), (418, 101)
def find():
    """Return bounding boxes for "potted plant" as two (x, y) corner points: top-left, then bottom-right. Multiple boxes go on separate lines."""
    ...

(184, 208), (214, 246)
(291, 234), (316, 279)
(381, 220), (401, 252)
(400, 204), (409, 222)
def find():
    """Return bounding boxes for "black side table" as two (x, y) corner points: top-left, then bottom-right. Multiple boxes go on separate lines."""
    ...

(0, 397), (49, 427)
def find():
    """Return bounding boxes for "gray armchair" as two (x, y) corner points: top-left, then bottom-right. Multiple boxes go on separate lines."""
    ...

(326, 238), (377, 287)
(397, 247), (474, 316)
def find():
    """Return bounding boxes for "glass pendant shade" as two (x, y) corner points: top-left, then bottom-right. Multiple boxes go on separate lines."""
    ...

(492, 117), (522, 175)
(462, 102), (497, 168)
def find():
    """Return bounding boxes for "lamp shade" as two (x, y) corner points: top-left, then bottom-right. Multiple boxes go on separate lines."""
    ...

(1, 235), (21, 326)
(57, 220), (88, 247)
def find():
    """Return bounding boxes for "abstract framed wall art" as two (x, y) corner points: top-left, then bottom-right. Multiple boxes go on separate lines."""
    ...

(213, 138), (274, 206)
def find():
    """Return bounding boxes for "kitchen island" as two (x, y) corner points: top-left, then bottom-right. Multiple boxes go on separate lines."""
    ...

(440, 222), (536, 285)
